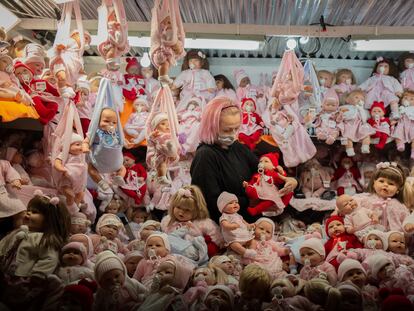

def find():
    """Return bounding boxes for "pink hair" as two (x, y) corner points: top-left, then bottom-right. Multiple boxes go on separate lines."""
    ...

(198, 96), (240, 145)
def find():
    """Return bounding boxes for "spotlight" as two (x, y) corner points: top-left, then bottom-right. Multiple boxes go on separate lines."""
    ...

(286, 38), (297, 50)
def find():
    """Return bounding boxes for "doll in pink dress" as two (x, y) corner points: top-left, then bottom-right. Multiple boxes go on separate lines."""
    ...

(359, 57), (403, 118)
(214, 74), (237, 102)
(238, 97), (264, 151)
(392, 90), (414, 158)
(338, 90), (375, 157)
(122, 57), (145, 101)
(333, 68), (357, 97)
(234, 69), (259, 102)
(124, 96), (149, 146)
(178, 96), (203, 154)
(317, 69), (334, 99)
(141, 65), (160, 104)
(367, 101), (391, 150)
(332, 155), (362, 196)
(386, 231), (414, 269)
(398, 52), (414, 91)
(217, 191), (257, 258)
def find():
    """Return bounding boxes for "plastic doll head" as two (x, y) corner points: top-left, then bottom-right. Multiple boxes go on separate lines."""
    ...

(145, 234), (170, 258)
(335, 68), (356, 85)
(70, 212), (90, 235)
(365, 254), (395, 281)
(204, 285), (234, 311)
(339, 259), (367, 288)
(365, 231), (386, 250)
(322, 89), (339, 112)
(155, 259), (176, 288)
(99, 108), (117, 132)
(96, 213), (122, 239)
(241, 98), (256, 113)
(0, 54), (13, 73)
(401, 90), (414, 107)
(299, 238), (325, 267)
(345, 90), (365, 106)
(131, 207), (149, 224)
(337, 282), (363, 311)
(69, 133), (84, 156)
(398, 52), (414, 71)
(255, 218), (274, 241)
(151, 113), (169, 133)
(340, 156), (355, 170)
(139, 220), (161, 241)
(193, 267), (216, 285)
(133, 98), (148, 113)
(368, 162), (405, 201)
(304, 276), (341, 310)
(336, 194), (358, 216)
(123, 251), (143, 277)
(169, 185), (209, 222)
(141, 65), (155, 79)
(370, 101), (386, 119)
(270, 278), (295, 298)
(214, 74), (235, 91)
(325, 216), (345, 238)
(372, 57), (399, 79)
(123, 152), (136, 168)
(209, 255), (235, 275)
(185, 97), (202, 112)
(387, 231), (406, 254)
(94, 251), (126, 290)
(14, 61), (34, 84)
(100, 225), (119, 240)
(125, 57), (140, 75)
(239, 264), (271, 301)
(41, 69), (57, 86)
(61, 242), (87, 267)
(182, 49), (209, 71)
(317, 70), (334, 88)
(105, 200), (120, 215)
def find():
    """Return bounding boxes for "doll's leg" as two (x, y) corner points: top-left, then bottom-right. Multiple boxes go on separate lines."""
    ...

(245, 185), (259, 200)
(411, 140), (414, 159)
(345, 139), (355, 157)
(229, 242), (256, 258)
(157, 161), (171, 184)
(62, 186), (75, 206)
(375, 133), (388, 150)
(361, 136), (370, 153)
(55, 70), (67, 88)
(74, 191), (84, 205)
(396, 138), (405, 152)
(247, 200), (275, 216)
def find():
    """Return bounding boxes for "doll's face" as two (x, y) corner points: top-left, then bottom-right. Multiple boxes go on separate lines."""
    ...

(140, 225), (157, 241)
(204, 289), (232, 311)
(105, 203), (119, 215)
(26, 61), (44, 76)
(99, 109), (117, 132)
(239, 77), (250, 88)
(327, 220), (345, 237)
(337, 195), (358, 215)
(216, 79), (224, 90)
(377, 263), (394, 281)
(62, 248), (83, 267)
(156, 261), (176, 287)
(300, 247), (323, 267)
(173, 205), (194, 222)
(243, 100), (255, 113)
(125, 256), (142, 277)
(127, 65), (140, 75)
(100, 224), (119, 240)
(146, 236), (169, 257)
(346, 92), (365, 106)
(123, 156), (135, 168)
(255, 221), (273, 241)
(366, 234), (383, 249)
(133, 210), (149, 224)
(187, 102), (199, 112)
(99, 268), (125, 290)
(70, 223), (87, 235)
(271, 280), (295, 298)
(317, 72), (333, 87)
(0, 57), (12, 72)
(24, 206), (45, 232)
(371, 107), (384, 119)
(223, 200), (240, 214)
(402, 93), (414, 107)
(343, 268), (366, 288)
(69, 141), (83, 156)
(15, 66), (33, 84)
(322, 99), (338, 112)
(133, 102), (147, 113)
(275, 114), (289, 127)
(216, 259), (234, 275)
(259, 156), (275, 171)
(341, 158), (353, 170)
(189, 58), (202, 70)
(376, 62), (389, 75)
(388, 233), (406, 254)
(142, 67), (153, 79)
(338, 72), (352, 85)
(405, 58), (414, 69)
(373, 176), (399, 199)
(194, 268), (215, 285)
(156, 119), (170, 133)
(11, 151), (23, 165)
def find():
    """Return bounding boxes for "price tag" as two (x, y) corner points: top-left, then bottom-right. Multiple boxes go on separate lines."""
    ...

(340, 137), (348, 145)
(328, 120), (336, 128)
(35, 81), (47, 92)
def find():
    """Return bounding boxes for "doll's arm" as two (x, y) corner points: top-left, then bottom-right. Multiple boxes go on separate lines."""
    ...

(312, 186), (326, 198)
(53, 158), (67, 174)
(27, 240), (59, 278)
(403, 212), (414, 233)
(82, 137), (90, 153)
(242, 219), (255, 230)
(220, 220), (240, 231)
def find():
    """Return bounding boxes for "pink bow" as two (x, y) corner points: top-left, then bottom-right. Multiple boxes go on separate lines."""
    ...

(376, 161), (397, 170)
(178, 188), (192, 198)
(376, 56), (384, 63)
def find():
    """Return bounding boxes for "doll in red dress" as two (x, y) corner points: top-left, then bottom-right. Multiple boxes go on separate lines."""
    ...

(332, 154), (362, 196)
(367, 101), (391, 150)
(119, 152), (147, 206)
(122, 57), (146, 101)
(238, 98), (264, 150)
(243, 152), (293, 216)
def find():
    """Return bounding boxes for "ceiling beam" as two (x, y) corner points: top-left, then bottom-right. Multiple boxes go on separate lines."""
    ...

(17, 18), (414, 39)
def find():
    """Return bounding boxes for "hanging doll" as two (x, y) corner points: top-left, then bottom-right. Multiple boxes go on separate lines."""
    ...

(338, 90), (375, 157)
(23, 43), (46, 78)
(141, 64), (160, 103)
(398, 52), (414, 91)
(243, 153), (293, 216)
(359, 57), (403, 118)
(5, 147), (31, 185)
(150, 0), (186, 85)
(367, 101), (391, 150)
(122, 57), (145, 101)
(14, 61), (59, 124)
(317, 69), (334, 98)
(313, 88), (342, 145)
(124, 96), (150, 146)
(82, 78), (126, 196)
(234, 69), (259, 103)
(238, 97), (264, 151)
(333, 68), (357, 96)
(332, 154), (362, 196)
(119, 152), (147, 206)
(74, 76), (93, 136)
(392, 90), (414, 158)
(178, 96), (203, 154)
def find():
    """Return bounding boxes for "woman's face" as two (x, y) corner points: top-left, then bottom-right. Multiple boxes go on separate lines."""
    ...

(217, 110), (241, 147)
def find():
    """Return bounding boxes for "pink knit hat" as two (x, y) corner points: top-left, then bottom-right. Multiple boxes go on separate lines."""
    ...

(69, 234), (94, 259)
(62, 242), (87, 265)
(338, 259), (366, 282)
(94, 250), (126, 283)
(255, 217), (275, 236)
(299, 238), (325, 258)
(159, 256), (192, 289)
(145, 232), (171, 252)
(365, 254), (394, 280)
(233, 69), (248, 86)
(217, 191), (238, 213)
(71, 212), (91, 227)
(364, 229), (388, 250)
(123, 250), (144, 263)
(71, 133), (83, 144)
(150, 112), (168, 130)
(96, 214), (123, 234)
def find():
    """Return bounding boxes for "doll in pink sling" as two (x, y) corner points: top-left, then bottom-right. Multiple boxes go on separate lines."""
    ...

(238, 97), (264, 151)
(398, 52), (414, 91)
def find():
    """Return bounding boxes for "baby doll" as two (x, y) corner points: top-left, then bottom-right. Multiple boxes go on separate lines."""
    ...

(243, 152), (292, 216)
(299, 237), (338, 285)
(178, 96), (203, 154)
(23, 43), (46, 79)
(338, 90), (375, 156)
(317, 70), (334, 96)
(234, 69), (259, 102)
(336, 194), (384, 241)
(332, 154), (362, 196)
(0, 159), (25, 221)
(90, 213), (128, 256)
(54, 133), (88, 213)
(124, 96), (149, 146)
(70, 212), (91, 235)
(392, 90), (414, 158)
(122, 57), (145, 101)
(359, 57), (403, 118)
(202, 285), (234, 311)
(209, 255), (240, 287)
(119, 152), (147, 206)
(237, 264), (271, 310)
(303, 275), (341, 310)
(333, 68), (357, 95)
(74, 77), (92, 136)
(367, 101), (391, 150)
(324, 216), (363, 269)
(146, 112), (178, 184)
(57, 242), (94, 285)
(299, 158), (333, 199)
(217, 191), (256, 258)
(238, 97), (264, 151)
(123, 250), (144, 278)
(5, 147), (32, 185)
(386, 231), (414, 268)
(93, 250), (146, 311)
(127, 206), (150, 234)
(69, 234), (95, 266)
(398, 52), (414, 91)
(142, 65), (160, 102)
(314, 88), (342, 145)
(214, 74), (237, 102)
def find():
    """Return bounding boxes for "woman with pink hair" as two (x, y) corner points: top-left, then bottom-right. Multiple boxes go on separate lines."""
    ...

(190, 96), (297, 222)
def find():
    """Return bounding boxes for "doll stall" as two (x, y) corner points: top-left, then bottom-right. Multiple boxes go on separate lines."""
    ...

(1, 0), (414, 310)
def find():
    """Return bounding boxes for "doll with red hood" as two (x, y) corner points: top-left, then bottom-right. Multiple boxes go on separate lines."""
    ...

(324, 215), (363, 270)
(122, 57), (146, 101)
(332, 154), (362, 196)
(238, 97), (264, 151)
(367, 101), (391, 150)
(119, 152), (147, 206)
(243, 152), (294, 216)
(13, 61), (59, 124)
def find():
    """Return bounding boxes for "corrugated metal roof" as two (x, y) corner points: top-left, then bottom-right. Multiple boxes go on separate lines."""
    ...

(3, 0), (414, 60)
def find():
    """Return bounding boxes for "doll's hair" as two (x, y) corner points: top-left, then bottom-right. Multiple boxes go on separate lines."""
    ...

(335, 68), (356, 85)
(214, 74), (235, 91)
(239, 264), (271, 298)
(168, 185), (209, 223)
(199, 96), (240, 145)
(304, 277), (341, 311)
(127, 206), (150, 223)
(367, 162), (406, 202)
(345, 89), (366, 103)
(181, 49), (209, 70)
(106, 196), (124, 213)
(402, 90), (414, 99)
(270, 278), (295, 297)
(397, 52), (414, 72)
(403, 177), (414, 211)
(9, 39), (31, 58)
(192, 266), (227, 285)
(28, 194), (70, 251)
(371, 57), (399, 79)
(317, 70), (334, 79)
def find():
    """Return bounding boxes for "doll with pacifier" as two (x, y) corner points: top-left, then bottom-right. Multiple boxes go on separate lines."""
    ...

(238, 97), (264, 151)
(367, 101), (391, 150)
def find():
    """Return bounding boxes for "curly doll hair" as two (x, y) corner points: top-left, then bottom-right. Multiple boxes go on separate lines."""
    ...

(181, 49), (209, 71)
(371, 57), (399, 80)
(335, 68), (356, 85)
